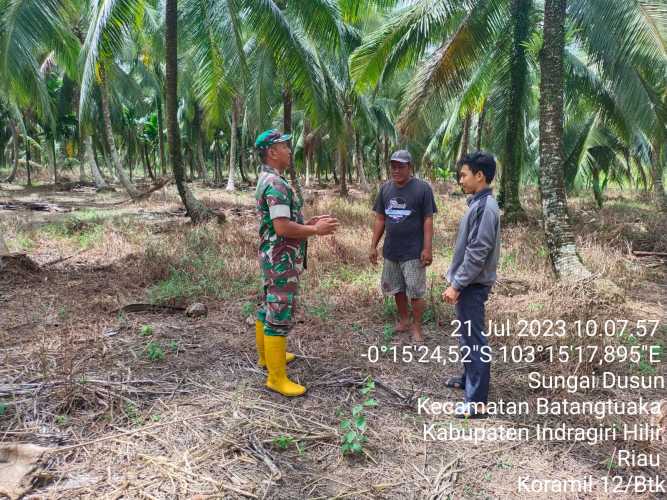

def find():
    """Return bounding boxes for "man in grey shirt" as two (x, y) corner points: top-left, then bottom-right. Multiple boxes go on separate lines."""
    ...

(370, 150), (437, 343)
(443, 151), (500, 418)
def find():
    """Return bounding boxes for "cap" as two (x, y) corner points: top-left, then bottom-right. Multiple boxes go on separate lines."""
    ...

(390, 149), (412, 164)
(255, 129), (291, 149)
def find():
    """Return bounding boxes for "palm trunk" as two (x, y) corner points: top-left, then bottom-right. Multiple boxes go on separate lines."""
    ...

(283, 87), (303, 200)
(77, 137), (86, 182)
(126, 133), (134, 182)
(476, 103), (486, 151)
(3, 123), (19, 183)
(331, 150), (338, 184)
(215, 140), (224, 184)
(338, 143), (348, 197)
(71, 84), (86, 182)
(304, 120), (311, 188)
(354, 131), (369, 191)
(24, 127), (31, 186)
(383, 134), (390, 180)
(650, 140), (667, 211)
(99, 66), (140, 198)
(47, 135), (57, 184)
(226, 96), (240, 191)
(85, 136), (108, 190)
(633, 155), (648, 193)
(145, 144), (156, 181)
(213, 140), (220, 184)
(92, 135), (109, 182)
(193, 104), (208, 182)
(539, 0), (590, 280)
(237, 125), (248, 184)
(165, 0), (211, 222)
(499, 0), (530, 221)
(305, 147), (311, 187)
(156, 93), (167, 176)
(93, 134), (111, 178)
(458, 113), (471, 159)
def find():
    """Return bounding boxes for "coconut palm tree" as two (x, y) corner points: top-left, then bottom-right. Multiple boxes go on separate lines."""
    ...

(539, 0), (591, 279)
(165, 0), (212, 222)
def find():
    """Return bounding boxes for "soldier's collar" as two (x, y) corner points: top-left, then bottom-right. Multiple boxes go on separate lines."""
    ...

(260, 164), (286, 178)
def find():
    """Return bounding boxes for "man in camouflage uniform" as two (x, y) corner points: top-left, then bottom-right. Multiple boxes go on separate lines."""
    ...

(254, 129), (339, 397)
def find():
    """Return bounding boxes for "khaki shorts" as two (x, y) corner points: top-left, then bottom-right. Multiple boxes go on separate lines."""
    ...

(381, 258), (427, 299)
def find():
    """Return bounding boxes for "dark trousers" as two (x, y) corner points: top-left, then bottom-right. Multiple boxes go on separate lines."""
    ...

(455, 284), (490, 404)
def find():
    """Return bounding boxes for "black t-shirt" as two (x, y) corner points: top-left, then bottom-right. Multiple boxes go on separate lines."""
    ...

(373, 178), (438, 262)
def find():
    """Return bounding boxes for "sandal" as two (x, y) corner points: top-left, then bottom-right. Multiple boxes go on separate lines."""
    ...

(445, 377), (465, 390)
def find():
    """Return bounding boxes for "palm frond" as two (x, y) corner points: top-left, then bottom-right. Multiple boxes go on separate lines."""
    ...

(350, 0), (462, 92)
(80, 0), (146, 117)
(397, 0), (511, 134)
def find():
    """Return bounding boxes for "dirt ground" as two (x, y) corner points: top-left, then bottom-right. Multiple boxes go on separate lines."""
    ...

(1, 180), (665, 499)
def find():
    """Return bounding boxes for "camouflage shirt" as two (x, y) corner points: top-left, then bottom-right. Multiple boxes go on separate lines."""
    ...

(255, 164), (305, 283)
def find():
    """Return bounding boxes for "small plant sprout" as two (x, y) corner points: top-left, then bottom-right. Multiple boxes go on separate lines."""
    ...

(241, 302), (255, 318)
(146, 341), (165, 361)
(140, 324), (154, 336)
(340, 377), (377, 456)
(273, 434), (296, 450)
(124, 403), (143, 425)
(382, 324), (395, 347)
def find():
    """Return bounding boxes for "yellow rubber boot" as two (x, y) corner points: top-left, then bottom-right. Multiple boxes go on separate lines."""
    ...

(264, 335), (306, 397)
(255, 320), (295, 367)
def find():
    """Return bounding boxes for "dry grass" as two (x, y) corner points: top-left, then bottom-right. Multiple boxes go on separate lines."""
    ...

(1, 181), (665, 499)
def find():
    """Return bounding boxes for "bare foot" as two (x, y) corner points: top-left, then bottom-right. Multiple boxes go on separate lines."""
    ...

(410, 324), (425, 344)
(395, 320), (412, 333)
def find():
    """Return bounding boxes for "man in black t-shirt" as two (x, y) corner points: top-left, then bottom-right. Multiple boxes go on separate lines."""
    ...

(370, 150), (438, 343)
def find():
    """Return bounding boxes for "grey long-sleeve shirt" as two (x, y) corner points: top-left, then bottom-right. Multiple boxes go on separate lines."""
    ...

(446, 188), (500, 290)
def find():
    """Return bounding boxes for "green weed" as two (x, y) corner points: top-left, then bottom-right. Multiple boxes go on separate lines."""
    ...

(605, 456), (618, 471)
(496, 460), (513, 469)
(273, 435), (296, 450)
(340, 377), (378, 456)
(145, 341), (165, 361)
(382, 324), (395, 347)
(57, 306), (68, 321)
(242, 302), (255, 318)
(382, 296), (397, 318)
(500, 252), (517, 271)
(125, 403), (143, 426)
(309, 303), (330, 321)
(12, 231), (35, 251)
(140, 324), (154, 337)
(43, 211), (105, 249)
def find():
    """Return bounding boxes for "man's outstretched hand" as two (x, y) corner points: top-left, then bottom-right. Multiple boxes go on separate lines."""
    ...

(442, 286), (460, 305)
(313, 217), (339, 236)
(306, 214), (331, 225)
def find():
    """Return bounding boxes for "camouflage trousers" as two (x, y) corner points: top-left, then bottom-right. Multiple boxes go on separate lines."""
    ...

(257, 274), (300, 337)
